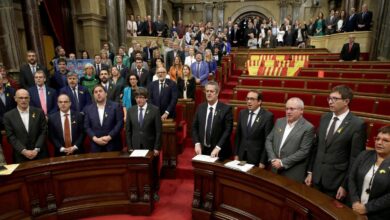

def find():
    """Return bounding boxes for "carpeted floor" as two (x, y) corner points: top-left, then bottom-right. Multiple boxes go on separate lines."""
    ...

(83, 139), (194, 220)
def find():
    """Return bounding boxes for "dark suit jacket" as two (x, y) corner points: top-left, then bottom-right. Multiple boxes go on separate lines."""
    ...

(142, 20), (156, 36)
(52, 71), (68, 91)
(0, 87), (16, 131)
(192, 101), (233, 159)
(59, 86), (92, 113)
(94, 63), (109, 77)
(235, 108), (273, 165)
(19, 63), (49, 89)
(229, 29), (242, 47)
(48, 111), (85, 156)
(28, 86), (58, 115)
(129, 68), (150, 88)
(116, 64), (129, 79)
(126, 104), (162, 151)
(84, 101), (124, 152)
(103, 82), (121, 103)
(309, 111), (366, 192)
(345, 14), (358, 32)
(349, 150), (390, 220)
(148, 79), (178, 118)
(356, 11), (373, 31)
(3, 107), (48, 163)
(340, 42), (360, 61)
(266, 117), (315, 183)
(177, 77), (196, 99)
(166, 50), (185, 72)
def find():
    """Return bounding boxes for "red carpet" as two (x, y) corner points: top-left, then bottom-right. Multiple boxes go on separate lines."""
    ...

(83, 139), (194, 220)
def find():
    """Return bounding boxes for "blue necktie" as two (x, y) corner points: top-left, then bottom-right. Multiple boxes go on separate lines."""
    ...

(139, 107), (144, 127)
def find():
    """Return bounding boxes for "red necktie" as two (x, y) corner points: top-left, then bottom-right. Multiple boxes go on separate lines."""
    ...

(64, 113), (72, 148)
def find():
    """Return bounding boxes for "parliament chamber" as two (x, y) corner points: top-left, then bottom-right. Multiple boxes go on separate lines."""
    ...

(1, 0), (390, 219)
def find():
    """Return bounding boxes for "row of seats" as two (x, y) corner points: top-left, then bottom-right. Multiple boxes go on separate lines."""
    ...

(237, 75), (390, 95)
(308, 61), (390, 69)
(299, 68), (390, 79)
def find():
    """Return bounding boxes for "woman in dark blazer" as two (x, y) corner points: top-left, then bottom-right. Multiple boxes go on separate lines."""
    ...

(349, 125), (390, 220)
(177, 65), (195, 99)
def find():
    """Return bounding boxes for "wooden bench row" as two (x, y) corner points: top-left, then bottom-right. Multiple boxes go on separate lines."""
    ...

(308, 61), (390, 69)
(237, 75), (390, 95)
(232, 86), (390, 117)
(298, 68), (390, 79)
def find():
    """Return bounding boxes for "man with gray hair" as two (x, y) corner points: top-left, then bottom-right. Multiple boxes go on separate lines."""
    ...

(265, 97), (315, 183)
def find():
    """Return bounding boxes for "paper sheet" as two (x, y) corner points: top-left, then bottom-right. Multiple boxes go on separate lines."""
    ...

(192, 154), (219, 163)
(224, 160), (254, 172)
(129, 150), (149, 157)
(0, 164), (19, 175)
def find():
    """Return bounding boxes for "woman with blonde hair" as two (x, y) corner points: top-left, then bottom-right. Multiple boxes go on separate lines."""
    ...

(177, 65), (195, 99)
(80, 63), (99, 95)
(100, 49), (112, 68)
(168, 56), (183, 81)
(204, 49), (217, 77)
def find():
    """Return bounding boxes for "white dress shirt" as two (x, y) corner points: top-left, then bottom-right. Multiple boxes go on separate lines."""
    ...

(279, 119), (299, 157)
(98, 105), (105, 126)
(248, 107), (261, 127)
(17, 107), (30, 132)
(326, 110), (349, 137)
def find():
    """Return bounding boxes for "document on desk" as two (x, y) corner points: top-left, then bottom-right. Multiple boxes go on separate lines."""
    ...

(224, 160), (254, 172)
(0, 164), (19, 175)
(192, 154), (219, 163)
(129, 150), (149, 157)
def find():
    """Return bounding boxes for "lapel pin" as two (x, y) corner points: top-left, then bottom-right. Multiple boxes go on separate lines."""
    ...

(80, 91), (84, 94)
(379, 169), (386, 174)
(72, 121), (76, 124)
(6, 93), (9, 97)
(337, 127), (343, 134)
(105, 113), (108, 118)
(278, 128), (282, 132)
(32, 112), (36, 118)
(48, 91), (50, 95)
(146, 110), (149, 115)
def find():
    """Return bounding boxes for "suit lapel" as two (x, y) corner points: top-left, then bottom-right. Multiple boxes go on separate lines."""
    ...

(102, 102), (111, 127)
(275, 119), (287, 153)
(281, 118), (304, 150)
(248, 108), (264, 135)
(327, 112), (352, 146)
(28, 109), (35, 134)
(14, 109), (29, 134)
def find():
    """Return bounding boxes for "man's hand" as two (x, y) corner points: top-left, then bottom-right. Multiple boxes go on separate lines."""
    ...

(101, 135), (112, 142)
(234, 156), (239, 160)
(153, 150), (159, 156)
(336, 186), (347, 200)
(305, 173), (312, 186)
(93, 136), (108, 146)
(352, 202), (367, 215)
(195, 78), (201, 84)
(210, 148), (220, 158)
(271, 159), (282, 169)
(161, 113), (168, 120)
(259, 163), (265, 168)
(194, 143), (202, 155)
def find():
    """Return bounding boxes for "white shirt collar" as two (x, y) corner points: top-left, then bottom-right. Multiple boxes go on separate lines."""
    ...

(61, 110), (71, 117)
(207, 101), (218, 110)
(333, 109), (349, 122)
(250, 107), (261, 115)
(139, 103), (148, 110)
(17, 106), (29, 114)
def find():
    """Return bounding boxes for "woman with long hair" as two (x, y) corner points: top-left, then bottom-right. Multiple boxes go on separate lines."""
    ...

(168, 56), (183, 81)
(177, 65), (195, 99)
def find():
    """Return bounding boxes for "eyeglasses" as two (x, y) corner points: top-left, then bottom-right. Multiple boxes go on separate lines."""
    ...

(327, 96), (344, 102)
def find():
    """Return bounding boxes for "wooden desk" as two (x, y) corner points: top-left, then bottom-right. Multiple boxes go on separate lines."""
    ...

(192, 160), (363, 220)
(0, 152), (154, 219)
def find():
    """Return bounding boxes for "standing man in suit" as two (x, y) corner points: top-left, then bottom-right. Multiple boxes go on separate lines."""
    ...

(0, 74), (16, 131)
(235, 90), (273, 167)
(126, 87), (161, 154)
(28, 70), (58, 116)
(48, 94), (85, 156)
(3, 89), (48, 163)
(356, 4), (373, 31)
(84, 84), (124, 152)
(126, 87), (162, 200)
(325, 9), (337, 35)
(266, 97), (315, 183)
(192, 81), (233, 159)
(99, 69), (121, 103)
(19, 50), (49, 89)
(59, 71), (92, 113)
(143, 15), (155, 36)
(148, 67), (178, 120)
(339, 34), (360, 62)
(305, 85), (366, 201)
(115, 55), (129, 78)
(345, 7), (358, 32)
(166, 42), (185, 71)
(191, 52), (209, 86)
(130, 57), (150, 87)
(93, 54), (109, 78)
(229, 23), (241, 47)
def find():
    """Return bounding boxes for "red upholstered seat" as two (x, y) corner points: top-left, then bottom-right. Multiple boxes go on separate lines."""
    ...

(350, 98), (376, 114)
(303, 112), (322, 128)
(262, 90), (286, 104)
(284, 80), (305, 89)
(261, 79), (282, 87)
(241, 78), (260, 86)
(313, 94), (329, 108)
(306, 81), (330, 90)
(357, 84), (387, 94)
(375, 99), (390, 116)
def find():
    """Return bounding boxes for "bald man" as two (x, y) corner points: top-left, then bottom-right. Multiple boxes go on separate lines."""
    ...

(3, 89), (48, 163)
